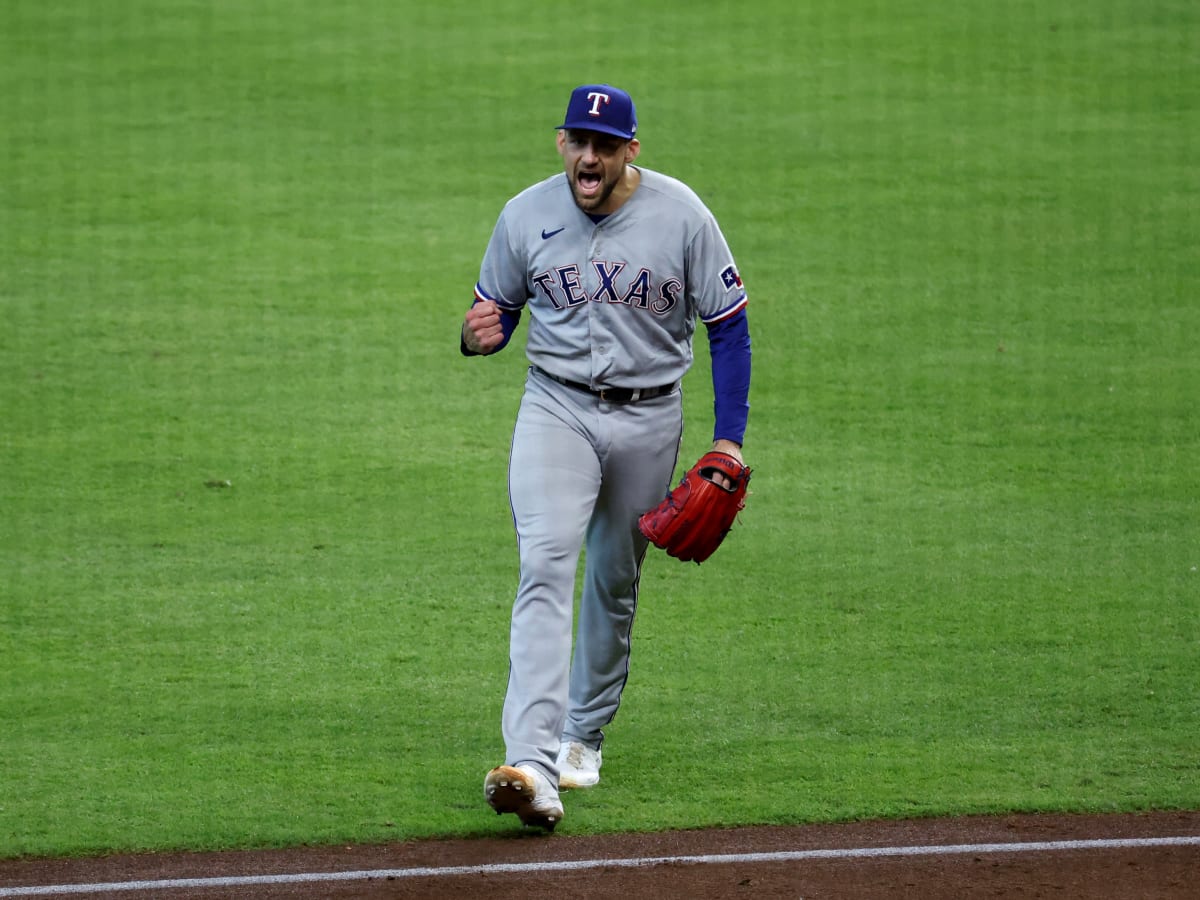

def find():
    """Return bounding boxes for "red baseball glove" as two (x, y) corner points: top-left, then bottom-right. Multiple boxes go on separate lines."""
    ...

(638, 451), (751, 563)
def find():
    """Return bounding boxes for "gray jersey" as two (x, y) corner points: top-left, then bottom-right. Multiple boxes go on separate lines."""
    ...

(475, 167), (748, 389)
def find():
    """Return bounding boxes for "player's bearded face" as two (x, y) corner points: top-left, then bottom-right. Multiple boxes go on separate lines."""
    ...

(559, 130), (640, 213)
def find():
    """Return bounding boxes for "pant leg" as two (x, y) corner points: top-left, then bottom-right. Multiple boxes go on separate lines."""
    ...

(563, 391), (684, 747)
(502, 376), (601, 777)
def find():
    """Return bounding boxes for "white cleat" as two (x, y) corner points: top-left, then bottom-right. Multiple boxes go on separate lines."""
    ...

(556, 741), (602, 789)
(484, 765), (564, 831)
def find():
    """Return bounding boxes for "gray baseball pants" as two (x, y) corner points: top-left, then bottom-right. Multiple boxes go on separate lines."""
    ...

(501, 366), (683, 781)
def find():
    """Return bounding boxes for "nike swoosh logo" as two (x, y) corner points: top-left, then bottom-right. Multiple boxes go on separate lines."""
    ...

(541, 227), (565, 240)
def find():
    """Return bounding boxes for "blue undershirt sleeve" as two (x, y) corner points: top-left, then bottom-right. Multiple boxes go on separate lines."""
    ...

(460, 300), (522, 356)
(706, 309), (751, 445)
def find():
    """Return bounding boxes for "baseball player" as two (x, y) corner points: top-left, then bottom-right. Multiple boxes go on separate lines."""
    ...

(462, 84), (751, 830)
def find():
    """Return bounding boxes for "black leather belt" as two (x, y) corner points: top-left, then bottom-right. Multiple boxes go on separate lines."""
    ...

(533, 366), (677, 403)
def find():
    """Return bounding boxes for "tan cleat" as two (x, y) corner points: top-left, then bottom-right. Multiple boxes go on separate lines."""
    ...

(484, 765), (564, 831)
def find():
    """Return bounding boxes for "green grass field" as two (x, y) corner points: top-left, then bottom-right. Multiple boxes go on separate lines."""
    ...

(2, 0), (1197, 858)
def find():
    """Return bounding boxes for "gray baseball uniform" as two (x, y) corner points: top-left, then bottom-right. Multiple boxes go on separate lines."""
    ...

(473, 165), (748, 780)
(478, 167), (746, 386)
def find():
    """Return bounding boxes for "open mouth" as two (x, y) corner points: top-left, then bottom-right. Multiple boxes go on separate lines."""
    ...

(577, 171), (602, 196)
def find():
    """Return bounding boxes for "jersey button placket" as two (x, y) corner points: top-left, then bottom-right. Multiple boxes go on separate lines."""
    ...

(587, 228), (607, 382)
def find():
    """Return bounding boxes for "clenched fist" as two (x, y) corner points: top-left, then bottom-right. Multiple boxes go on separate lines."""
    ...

(463, 300), (506, 355)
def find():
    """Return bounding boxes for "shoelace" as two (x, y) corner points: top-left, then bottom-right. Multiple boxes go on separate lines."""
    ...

(566, 743), (586, 768)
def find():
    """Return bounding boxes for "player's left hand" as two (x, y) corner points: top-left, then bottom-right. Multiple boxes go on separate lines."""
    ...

(638, 448), (752, 563)
(708, 439), (743, 488)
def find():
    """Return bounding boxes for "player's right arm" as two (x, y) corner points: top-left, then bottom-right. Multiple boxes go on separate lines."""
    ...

(462, 205), (526, 357)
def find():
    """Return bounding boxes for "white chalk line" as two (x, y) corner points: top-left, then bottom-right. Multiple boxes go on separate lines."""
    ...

(2, 835), (1198, 897)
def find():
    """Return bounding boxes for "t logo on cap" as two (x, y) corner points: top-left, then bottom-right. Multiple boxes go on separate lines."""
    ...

(586, 91), (610, 116)
(558, 84), (638, 141)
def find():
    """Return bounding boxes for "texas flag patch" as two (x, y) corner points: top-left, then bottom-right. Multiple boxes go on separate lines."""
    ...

(720, 264), (744, 292)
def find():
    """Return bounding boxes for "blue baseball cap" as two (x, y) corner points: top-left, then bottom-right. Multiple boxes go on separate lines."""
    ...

(558, 84), (637, 140)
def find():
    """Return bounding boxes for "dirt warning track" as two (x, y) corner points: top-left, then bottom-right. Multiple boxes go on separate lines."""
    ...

(2, 811), (1197, 898)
